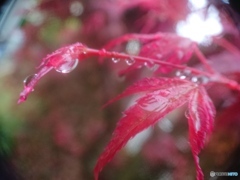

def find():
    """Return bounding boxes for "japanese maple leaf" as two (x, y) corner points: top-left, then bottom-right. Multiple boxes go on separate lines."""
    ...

(94, 77), (215, 180)
(187, 86), (216, 180)
(18, 43), (87, 103)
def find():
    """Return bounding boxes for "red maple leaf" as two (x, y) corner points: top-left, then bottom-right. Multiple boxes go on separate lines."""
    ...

(94, 78), (215, 180)
(18, 37), (240, 180)
(187, 86), (216, 180)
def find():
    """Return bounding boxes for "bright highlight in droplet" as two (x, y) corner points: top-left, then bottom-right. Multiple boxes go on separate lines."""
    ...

(176, 1), (223, 44)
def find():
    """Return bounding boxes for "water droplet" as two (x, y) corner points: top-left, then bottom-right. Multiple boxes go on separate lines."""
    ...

(191, 76), (198, 83)
(111, 57), (120, 63)
(180, 75), (187, 80)
(23, 74), (37, 87)
(55, 58), (79, 73)
(125, 58), (135, 65)
(176, 70), (192, 80)
(191, 76), (209, 84)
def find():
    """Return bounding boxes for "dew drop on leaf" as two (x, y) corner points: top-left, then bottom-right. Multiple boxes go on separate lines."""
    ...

(175, 70), (192, 80)
(55, 58), (79, 73)
(180, 75), (187, 80)
(191, 76), (198, 83)
(191, 76), (209, 84)
(125, 58), (135, 66)
(23, 74), (37, 87)
(111, 57), (120, 63)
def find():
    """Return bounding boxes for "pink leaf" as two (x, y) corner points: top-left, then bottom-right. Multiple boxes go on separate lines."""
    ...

(187, 86), (216, 180)
(18, 43), (87, 103)
(94, 77), (196, 180)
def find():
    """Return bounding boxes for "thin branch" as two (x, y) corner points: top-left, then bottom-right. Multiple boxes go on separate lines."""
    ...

(86, 48), (240, 91)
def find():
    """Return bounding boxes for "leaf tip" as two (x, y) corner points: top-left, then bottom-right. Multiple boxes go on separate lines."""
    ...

(17, 95), (26, 104)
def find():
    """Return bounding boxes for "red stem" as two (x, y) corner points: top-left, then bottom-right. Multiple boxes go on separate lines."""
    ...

(85, 48), (240, 91)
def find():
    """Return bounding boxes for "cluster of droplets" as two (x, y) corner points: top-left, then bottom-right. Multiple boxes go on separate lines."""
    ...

(111, 55), (160, 72)
(175, 70), (209, 84)
(111, 56), (135, 66)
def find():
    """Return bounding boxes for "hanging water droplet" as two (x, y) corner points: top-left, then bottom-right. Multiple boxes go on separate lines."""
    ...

(191, 76), (209, 84)
(23, 74), (37, 87)
(111, 57), (120, 63)
(176, 70), (192, 80)
(180, 75), (187, 80)
(125, 58), (135, 65)
(191, 76), (198, 83)
(55, 58), (79, 73)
